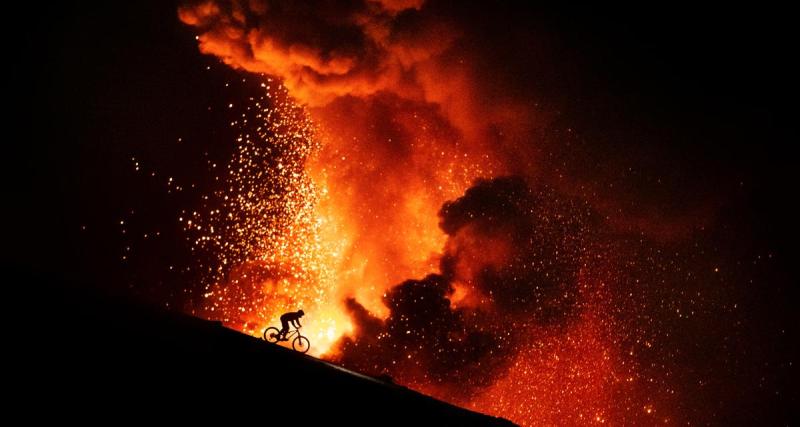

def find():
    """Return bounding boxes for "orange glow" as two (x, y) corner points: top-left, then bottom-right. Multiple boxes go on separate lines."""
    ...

(186, 81), (491, 357)
(461, 312), (628, 425)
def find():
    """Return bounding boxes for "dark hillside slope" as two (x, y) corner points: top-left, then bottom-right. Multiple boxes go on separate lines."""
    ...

(15, 273), (515, 426)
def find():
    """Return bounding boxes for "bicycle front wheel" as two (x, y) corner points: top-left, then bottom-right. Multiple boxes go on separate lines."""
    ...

(293, 336), (310, 353)
(264, 327), (281, 343)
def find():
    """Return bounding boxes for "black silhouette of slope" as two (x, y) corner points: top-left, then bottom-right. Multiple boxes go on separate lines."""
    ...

(15, 272), (516, 426)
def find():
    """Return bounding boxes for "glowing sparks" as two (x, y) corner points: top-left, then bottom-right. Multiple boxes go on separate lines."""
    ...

(185, 79), (486, 357)
(187, 80), (349, 355)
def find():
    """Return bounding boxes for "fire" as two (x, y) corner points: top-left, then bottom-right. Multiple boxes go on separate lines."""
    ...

(306, 98), (493, 318)
(184, 80), (346, 355)
(188, 79), (489, 355)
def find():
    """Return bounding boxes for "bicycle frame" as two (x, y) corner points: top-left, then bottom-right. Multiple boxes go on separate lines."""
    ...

(283, 328), (300, 340)
(269, 327), (302, 341)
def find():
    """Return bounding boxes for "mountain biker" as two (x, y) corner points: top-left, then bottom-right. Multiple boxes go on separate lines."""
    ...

(277, 309), (305, 341)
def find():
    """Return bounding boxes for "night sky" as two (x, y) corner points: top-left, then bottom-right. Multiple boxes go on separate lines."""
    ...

(11, 1), (796, 425)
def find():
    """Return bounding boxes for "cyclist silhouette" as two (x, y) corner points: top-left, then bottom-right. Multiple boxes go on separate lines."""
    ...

(277, 309), (304, 341)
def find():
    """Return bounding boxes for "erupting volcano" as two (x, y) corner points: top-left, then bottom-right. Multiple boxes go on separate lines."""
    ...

(44, 1), (790, 425)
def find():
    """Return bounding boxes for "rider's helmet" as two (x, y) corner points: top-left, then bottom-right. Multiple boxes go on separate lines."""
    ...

(298, 309), (305, 316)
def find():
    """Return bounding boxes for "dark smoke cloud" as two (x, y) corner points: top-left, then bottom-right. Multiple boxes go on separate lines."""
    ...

(332, 176), (595, 398)
(178, 0), (456, 106)
(177, 0), (554, 151)
(439, 177), (593, 319)
(337, 275), (503, 395)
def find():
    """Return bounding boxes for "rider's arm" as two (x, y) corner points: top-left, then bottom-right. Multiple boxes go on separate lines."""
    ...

(295, 319), (302, 328)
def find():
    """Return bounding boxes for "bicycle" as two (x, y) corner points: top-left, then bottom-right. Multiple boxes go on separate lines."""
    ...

(263, 326), (311, 354)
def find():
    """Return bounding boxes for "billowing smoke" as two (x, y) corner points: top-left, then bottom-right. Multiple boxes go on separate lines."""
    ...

(438, 177), (591, 320)
(331, 176), (594, 399)
(177, 0), (535, 140)
(179, 0), (449, 105)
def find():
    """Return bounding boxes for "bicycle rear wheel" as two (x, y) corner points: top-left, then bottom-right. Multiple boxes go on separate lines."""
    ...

(264, 327), (281, 343)
(293, 336), (310, 353)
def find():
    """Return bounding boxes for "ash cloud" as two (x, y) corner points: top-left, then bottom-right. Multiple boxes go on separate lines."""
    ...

(178, 0), (546, 147)
(439, 176), (592, 319)
(332, 176), (595, 398)
(178, 0), (457, 106)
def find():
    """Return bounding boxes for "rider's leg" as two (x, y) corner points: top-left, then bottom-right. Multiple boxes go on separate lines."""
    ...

(279, 319), (290, 340)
